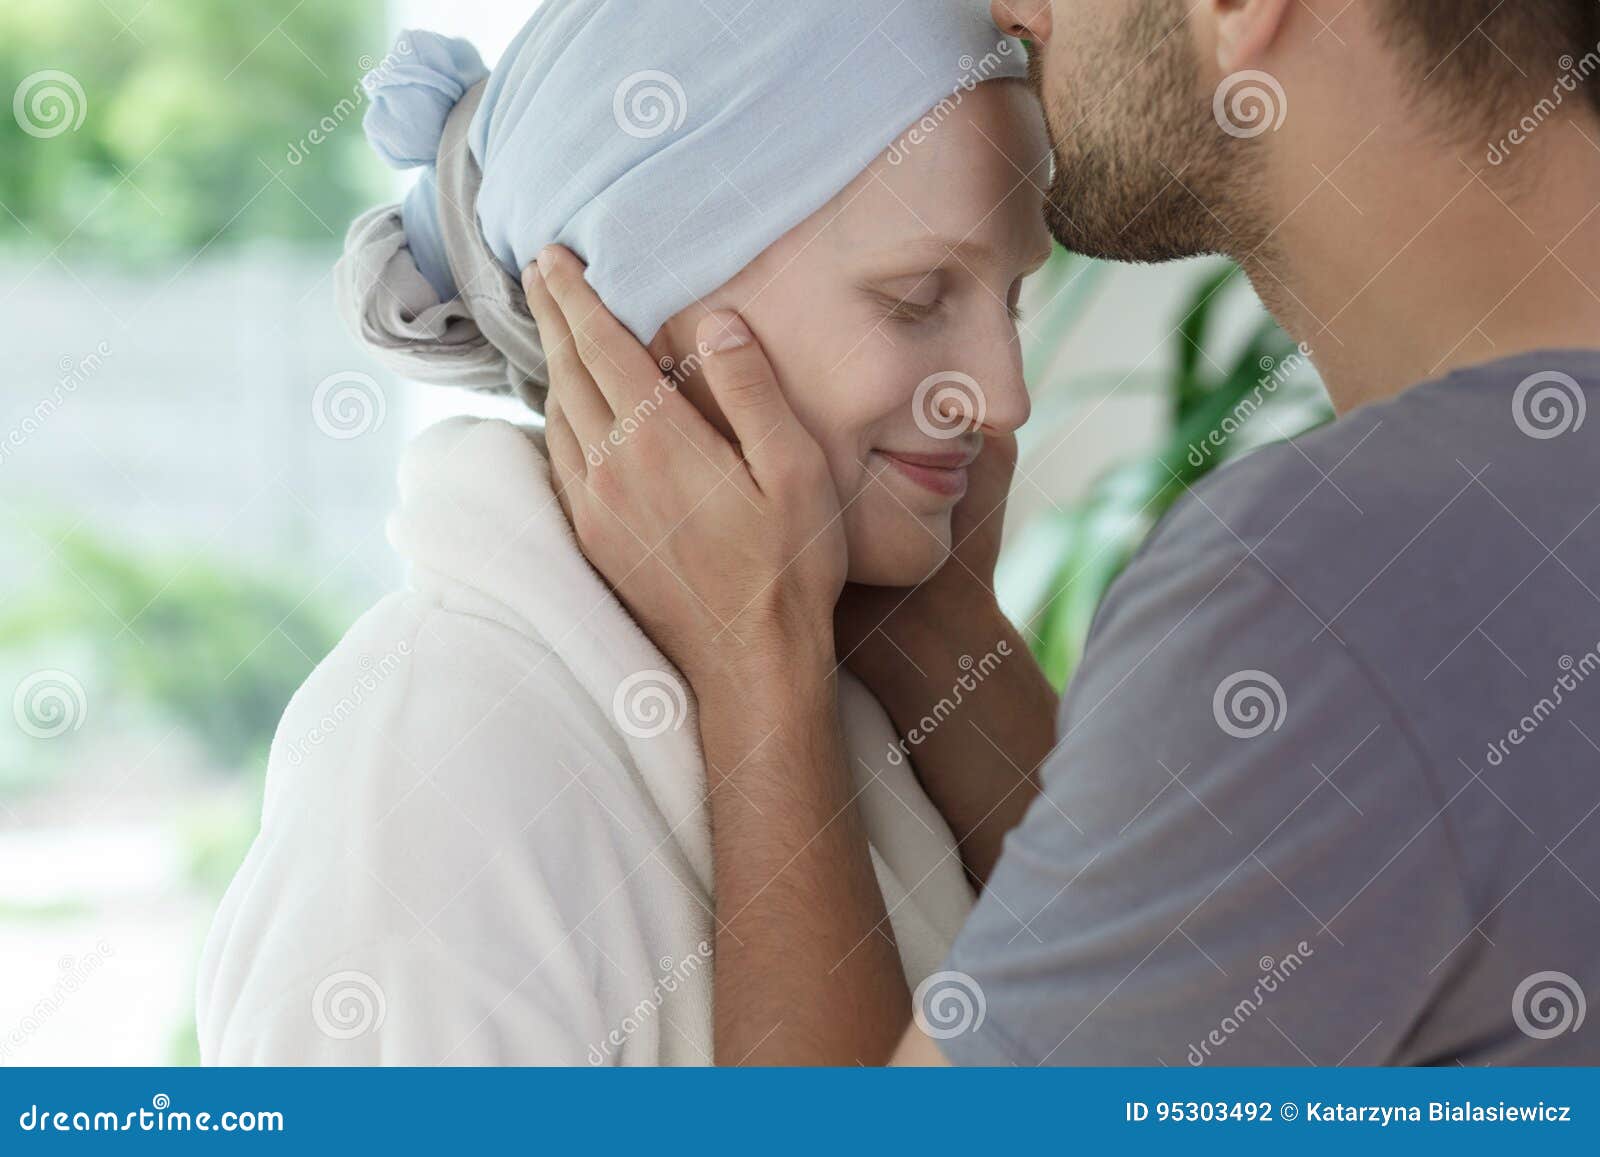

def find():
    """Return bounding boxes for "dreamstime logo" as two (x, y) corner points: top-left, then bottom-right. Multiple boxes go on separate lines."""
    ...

(1187, 342), (1313, 467)
(311, 970), (386, 1040)
(1487, 40), (1600, 165)
(913, 372), (986, 440)
(1213, 70), (1288, 139)
(0, 939), (114, 1062)
(586, 350), (702, 467)
(282, 642), (412, 767)
(1513, 371), (1586, 440)
(1186, 941), (1314, 1065)
(587, 941), (712, 1065)
(912, 971), (986, 1040)
(286, 38), (415, 166)
(13, 670), (87, 739)
(887, 38), (1020, 165)
(1212, 670), (1287, 739)
(613, 70), (688, 140)
(312, 371), (387, 440)
(1483, 646), (1600, 768)
(1, 340), (112, 470)
(612, 669), (689, 739)
(1512, 971), (1586, 1040)
(13, 70), (87, 139)
(886, 642), (1012, 767)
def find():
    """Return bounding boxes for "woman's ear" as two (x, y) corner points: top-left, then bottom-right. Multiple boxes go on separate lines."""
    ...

(1211, 0), (1292, 74)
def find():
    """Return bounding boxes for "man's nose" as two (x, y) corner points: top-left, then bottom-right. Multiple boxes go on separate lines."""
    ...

(990, 0), (1052, 42)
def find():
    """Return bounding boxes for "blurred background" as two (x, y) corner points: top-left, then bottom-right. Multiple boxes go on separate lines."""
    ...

(0, 0), (1329, 1064)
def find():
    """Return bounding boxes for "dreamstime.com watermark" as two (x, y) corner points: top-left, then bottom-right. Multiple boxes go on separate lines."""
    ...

(1512, 970), (1587, 1040)
(0, 941), (114, 1064)
(588, 941), (711, 1065)
(311, 970), (387, 1040)
(12, 669), (88, 740)
(1212, 669), (1288, 740)
(1487, 41), (1600, 166)
(12, 70), (87, 139)
(885, 642), (1012, 768)
(613, 70), (688, 140)
(612, 669), (690, 740)
(17, 1095), (282, 1135)
(1187, 342), (1313, 468)
(1213, 69), (1288, 139)
(912, 970), (987, 1039)
(887, 40), (1020, 165)
(1481, 645), (1600, 768)
(0, 342), (113, 469)
(282, 642), (412, 767)
(1185, 941), (1315, 1065)
(312, 371), (387, 440)
(1513, 370), (1587, 440)
(913, 371), (986, 440)
(286, 39), (415, 165)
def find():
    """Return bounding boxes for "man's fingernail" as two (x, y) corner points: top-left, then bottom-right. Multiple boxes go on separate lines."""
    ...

(537, 247), (556, 276)
(700, 312), (751, 353)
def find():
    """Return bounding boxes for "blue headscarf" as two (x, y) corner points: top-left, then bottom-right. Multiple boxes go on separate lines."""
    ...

(360, 0), (1026, 344)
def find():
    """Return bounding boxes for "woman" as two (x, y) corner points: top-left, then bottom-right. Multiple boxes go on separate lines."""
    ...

(197, 0), (1050, 1065)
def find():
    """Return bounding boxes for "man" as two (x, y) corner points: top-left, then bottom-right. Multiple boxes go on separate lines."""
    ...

(525, 0), (1600, 1065)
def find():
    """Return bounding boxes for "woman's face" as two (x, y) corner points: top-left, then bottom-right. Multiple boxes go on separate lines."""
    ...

(655, 80), (1052, 586)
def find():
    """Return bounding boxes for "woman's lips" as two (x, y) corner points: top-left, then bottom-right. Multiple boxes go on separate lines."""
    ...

(877, 449), (975, 500)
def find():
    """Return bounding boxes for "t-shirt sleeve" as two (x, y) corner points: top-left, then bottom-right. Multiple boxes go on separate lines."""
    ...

(938, 531), (1473, 1066)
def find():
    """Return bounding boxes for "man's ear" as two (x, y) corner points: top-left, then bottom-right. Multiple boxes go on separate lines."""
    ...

(1211, 0), (1293, 74)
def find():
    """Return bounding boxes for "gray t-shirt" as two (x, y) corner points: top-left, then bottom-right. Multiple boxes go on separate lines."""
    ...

(942, 349), (1600, 1066)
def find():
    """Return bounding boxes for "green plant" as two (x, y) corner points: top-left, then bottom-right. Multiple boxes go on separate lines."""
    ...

(0, 523), (349, 770)
(0, 0), (386, 262)
(1012, 259), (1333, 688)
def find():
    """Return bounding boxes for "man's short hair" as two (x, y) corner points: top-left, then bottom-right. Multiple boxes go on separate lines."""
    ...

(1380, 1), (1600, 129)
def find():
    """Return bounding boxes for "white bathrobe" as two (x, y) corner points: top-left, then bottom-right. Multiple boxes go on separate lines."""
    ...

(197, 417), (973, 1065)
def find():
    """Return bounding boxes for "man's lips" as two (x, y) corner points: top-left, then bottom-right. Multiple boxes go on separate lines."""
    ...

(877, 448), (977, 499)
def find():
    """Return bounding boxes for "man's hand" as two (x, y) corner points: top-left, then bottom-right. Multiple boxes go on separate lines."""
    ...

(835, 429), (1057, 884)
(524, 248), (910, 1065)
(523, 247), (846, 697)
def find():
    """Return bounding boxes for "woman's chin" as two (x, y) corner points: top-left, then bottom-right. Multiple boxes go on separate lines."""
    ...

(844, 521), (953, 587)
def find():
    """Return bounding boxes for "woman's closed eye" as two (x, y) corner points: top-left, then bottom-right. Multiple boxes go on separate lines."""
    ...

(863, 269), (947, 325)
(877, 293), (942, 324)
(1007, 277), (1026, 324)
(865, 272), (1028, 325)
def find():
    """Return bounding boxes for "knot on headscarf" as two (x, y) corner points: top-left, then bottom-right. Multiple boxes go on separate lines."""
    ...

(364, 32), (488, 171)
(335, 32), (549, 411)
(335, 1), (1026, 415)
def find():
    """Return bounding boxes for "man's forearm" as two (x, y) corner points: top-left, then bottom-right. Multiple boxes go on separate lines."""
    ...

(698, 650), (911, 1066)
(844, 595), (1057, 883)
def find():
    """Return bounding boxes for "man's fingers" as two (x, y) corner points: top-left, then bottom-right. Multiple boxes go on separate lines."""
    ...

(696, 312), (812, 484)
(543, 395), (588, 509)
(524, 264), (613, 450)
(538, 246), (665, 413)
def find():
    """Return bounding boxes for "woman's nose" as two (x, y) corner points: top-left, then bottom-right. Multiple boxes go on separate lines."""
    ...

(990, 0), (1052, 42)
(978, 364), (1032, 436)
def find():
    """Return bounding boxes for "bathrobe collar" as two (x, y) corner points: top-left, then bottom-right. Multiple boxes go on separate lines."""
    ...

(386, 416), (713, 894)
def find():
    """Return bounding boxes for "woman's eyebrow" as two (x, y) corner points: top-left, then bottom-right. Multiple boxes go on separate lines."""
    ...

(876, 235), (1051, 271)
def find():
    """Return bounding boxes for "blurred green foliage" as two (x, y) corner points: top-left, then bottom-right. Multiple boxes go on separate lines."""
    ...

(0, 524), (348, 771)
(0, 0), (385, 262)
(1013, 256), (1334, 688)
